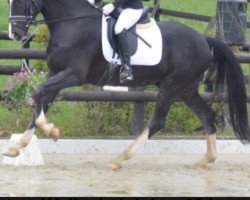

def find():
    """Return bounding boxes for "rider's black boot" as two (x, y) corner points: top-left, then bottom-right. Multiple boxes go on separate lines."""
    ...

(116, 29), (133, 83)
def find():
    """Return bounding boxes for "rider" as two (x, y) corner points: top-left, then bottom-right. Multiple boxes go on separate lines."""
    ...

(103, 0), (144, 83)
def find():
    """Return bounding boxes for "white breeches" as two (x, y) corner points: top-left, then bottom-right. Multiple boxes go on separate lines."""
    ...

(114, 8), (143, 34)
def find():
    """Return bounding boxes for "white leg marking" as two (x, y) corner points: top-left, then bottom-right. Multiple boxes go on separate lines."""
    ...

(4, 128), (36, 157)
(35, 108), (60, 140)
(17, 128), (36, 148)
(108, 128), (149, 170)
(125, 128), (149, 158)
(35, 109), (54, 136)
(194, 134), (217, 168)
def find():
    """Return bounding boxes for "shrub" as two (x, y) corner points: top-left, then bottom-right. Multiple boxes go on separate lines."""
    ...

(3, 72), (46, 108)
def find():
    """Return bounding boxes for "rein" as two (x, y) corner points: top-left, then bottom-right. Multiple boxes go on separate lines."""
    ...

(34, 1), (103, 25)
(35, 14), (101, 25)
(9, 0), (103, 27)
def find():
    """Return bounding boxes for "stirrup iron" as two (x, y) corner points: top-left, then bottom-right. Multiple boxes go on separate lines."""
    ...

(119, 65), (133, 83)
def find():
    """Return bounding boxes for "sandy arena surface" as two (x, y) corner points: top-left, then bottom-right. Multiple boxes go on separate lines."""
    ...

(0, 153), (250, 197)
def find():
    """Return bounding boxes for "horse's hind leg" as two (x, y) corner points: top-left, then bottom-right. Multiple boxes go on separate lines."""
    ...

(180, 90), (217, 168)
(108, 89), (173, 170)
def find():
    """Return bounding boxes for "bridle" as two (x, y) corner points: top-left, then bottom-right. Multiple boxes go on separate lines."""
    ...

(9, 0), (43, 28)
(9, 0), (102, 28)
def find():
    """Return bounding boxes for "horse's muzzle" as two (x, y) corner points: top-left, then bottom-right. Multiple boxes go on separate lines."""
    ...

(10, 24), (28, 41)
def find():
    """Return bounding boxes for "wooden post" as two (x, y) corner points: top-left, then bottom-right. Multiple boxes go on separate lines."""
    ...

(154, 0), (160, 21)
(21, 37), (31, 71)
(133, 87), (145, 136)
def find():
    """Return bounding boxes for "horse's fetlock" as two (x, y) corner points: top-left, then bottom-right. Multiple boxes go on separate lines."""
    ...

(206, 153), (217, 163)
(35, 116), (47, 127)
(43, 123), (54, 136)
(124, 149), (134, 160)
(19, 140), (29, 148)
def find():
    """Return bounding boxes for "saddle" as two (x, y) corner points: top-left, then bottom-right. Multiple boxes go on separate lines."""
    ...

(107, 8), (151, 58)
(101, 8), (162, 66)
(99, 8), (163, 84)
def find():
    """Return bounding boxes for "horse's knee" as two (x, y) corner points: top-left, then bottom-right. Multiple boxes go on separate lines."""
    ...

(33, 85), (45, 102)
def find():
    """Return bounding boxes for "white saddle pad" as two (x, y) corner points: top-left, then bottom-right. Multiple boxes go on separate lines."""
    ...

(102, 15), (163, 66)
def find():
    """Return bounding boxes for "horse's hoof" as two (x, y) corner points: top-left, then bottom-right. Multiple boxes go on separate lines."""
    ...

(184, 164), (195, 169)
(3, 147), (20, 157)
(50, 127), (60, 142)
(193, 161), (207, 169)
(107, 161), (122, 170)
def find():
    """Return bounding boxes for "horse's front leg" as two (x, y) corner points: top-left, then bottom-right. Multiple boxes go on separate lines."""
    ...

(2, 127), (36, 157)
(3, 90), (60, 157)
(34, 100), (60, 141)
(3, 69), (83, 157)
(34, 70), (83, 137)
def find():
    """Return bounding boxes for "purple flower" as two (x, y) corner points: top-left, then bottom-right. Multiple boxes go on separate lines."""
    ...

(14, 71), (27, 79)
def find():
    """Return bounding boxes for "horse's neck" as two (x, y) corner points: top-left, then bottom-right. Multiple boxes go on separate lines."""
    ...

(41, 0), (102, 39)
(42, 0), (100, 23)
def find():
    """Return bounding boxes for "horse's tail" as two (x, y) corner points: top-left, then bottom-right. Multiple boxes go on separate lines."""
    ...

(206, 36), (250, 144)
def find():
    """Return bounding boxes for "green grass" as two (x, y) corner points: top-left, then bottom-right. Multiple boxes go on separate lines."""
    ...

(0, 2), (9, 31)
(156, 0), (217, 33)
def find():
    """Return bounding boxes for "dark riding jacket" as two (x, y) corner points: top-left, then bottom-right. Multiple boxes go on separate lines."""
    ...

(112, 0), (143, 9)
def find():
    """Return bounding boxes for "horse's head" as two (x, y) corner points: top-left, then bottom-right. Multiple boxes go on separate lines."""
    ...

(8, 0), (43, 40)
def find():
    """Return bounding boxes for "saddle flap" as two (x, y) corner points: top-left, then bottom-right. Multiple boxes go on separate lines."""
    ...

(106, 17), (138, 57)
(102, 15), (163, 66)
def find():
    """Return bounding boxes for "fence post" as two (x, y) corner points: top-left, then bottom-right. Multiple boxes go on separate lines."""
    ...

(21, 36), (36, 73)
(153, 0), (160, 21)
(21, 38), (31, 70)
(133, 87), (145, 136)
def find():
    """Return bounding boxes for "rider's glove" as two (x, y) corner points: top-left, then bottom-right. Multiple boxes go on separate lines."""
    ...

(87, 0), (95, 5)
(102, 3), (115, 15)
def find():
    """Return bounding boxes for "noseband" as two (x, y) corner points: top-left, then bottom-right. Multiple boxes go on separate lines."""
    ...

(9, 0), (43, 27)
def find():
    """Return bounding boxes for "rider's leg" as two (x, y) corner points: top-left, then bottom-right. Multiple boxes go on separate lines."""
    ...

(115, 8), (143, 83)
(116, 29), (133, 83)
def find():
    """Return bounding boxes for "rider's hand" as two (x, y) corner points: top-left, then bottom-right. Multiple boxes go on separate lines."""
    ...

(87, 0), (95, 5)
(102, 3), (115, 15)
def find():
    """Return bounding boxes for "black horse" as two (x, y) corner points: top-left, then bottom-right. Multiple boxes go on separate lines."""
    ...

(5, 0), (250, 169)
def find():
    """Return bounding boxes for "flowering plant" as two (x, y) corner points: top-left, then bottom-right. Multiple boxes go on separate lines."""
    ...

(4, 71), (46, 108)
